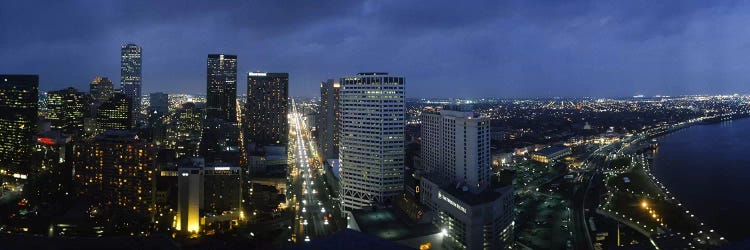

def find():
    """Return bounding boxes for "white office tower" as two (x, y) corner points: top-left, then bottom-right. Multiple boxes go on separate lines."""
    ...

(338, 72), (405, 211)
(419, 105), (514, 250)
(421, 105), (492, 193)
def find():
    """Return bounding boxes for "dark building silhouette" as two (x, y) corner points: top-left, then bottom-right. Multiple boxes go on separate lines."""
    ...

(317, 79), (340, 161)
(0, 75), (39, 177)
(200, 118), (240, 166)
(206, 54), (237, 122)
(203, 162), (241, 215)
(149, 92), (169, 117)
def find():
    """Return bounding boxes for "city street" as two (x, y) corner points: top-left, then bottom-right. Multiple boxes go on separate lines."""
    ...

(288, 99), (341, 244)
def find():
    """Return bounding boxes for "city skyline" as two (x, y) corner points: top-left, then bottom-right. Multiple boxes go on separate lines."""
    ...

(4, 1), (750, 98)
(3, 2), (750, 249)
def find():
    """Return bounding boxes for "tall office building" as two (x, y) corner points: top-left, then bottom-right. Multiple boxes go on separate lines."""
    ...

(90, 76), (114, 103)
(245, 72), (289, 146)
(47, 87), (88, 136)
(316, 79), (340, 161)
(96, 93), (133, 131)
(206, 54), (237, 122)
(91, 130), (155, 215)
(169, 102), (203, 158)
(338, 72), (405, 211)
(419, 105), (514, 250)
(121, 44), (142, 124)
(0, 75), (39, 177)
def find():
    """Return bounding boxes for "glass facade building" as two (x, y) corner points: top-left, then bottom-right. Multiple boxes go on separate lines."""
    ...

(120, 44), (142, 124)
(206, 54), (237, 122)
(47, 87), (88, 136)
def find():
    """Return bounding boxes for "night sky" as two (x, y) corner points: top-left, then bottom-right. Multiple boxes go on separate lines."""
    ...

(2, 1), (750, 98)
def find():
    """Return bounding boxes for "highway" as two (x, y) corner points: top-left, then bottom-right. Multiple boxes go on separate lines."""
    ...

(288, 99), (340, 244)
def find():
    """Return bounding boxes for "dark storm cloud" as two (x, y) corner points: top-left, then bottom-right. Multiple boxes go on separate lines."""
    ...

(1, 0), (749, 97)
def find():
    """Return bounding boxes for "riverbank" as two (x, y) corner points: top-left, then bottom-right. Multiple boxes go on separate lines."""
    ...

(599, 153), (725, 249)
(651, 117), (750, 242)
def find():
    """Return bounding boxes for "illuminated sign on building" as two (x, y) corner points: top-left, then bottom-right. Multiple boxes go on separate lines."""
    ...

(37, 137), (56, 145)
(438, 191), (467, 214)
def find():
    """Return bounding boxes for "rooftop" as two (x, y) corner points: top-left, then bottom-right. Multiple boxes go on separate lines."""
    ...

(357, 72), (389, 76)
(351, 207), (438, 242)
(534, 146), (571, 156)
(94, 130), (140, 142)
(423, 173), (513, 206)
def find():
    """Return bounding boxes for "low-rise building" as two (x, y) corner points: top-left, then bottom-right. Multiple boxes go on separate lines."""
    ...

(530, 146), (572, 164)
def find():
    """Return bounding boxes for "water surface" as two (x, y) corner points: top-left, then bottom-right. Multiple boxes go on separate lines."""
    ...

(653, 118), (750, 241)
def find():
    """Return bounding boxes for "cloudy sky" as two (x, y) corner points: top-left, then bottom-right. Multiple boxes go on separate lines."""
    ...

(2, 0), (750, 98)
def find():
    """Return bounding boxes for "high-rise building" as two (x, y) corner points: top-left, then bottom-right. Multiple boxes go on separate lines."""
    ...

(176, 157), (204, 234)
(96, 93), (133, 131)
(169, 102), (203, 158)
(0, 75), (39, 177)
(121, 44), (142, 124)
(90, 130), (155, 215)
(245, 72), (288, 146)
(421, 105), (491, 192)
(317, 79), (340, 161)
(419, 105), (514, 250)
(47, 87), (88, 136)
(206, 54), (237, 122)
(90, 76), (114, 103)
(338, 72), (405, 211)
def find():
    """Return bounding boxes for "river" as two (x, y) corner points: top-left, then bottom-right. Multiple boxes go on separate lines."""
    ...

(652, 118), (750, 242)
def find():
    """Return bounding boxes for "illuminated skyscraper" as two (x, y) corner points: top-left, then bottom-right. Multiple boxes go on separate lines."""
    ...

(206, 54), (237, 122)
(90, 76), (114, 103)
(91, 130), (155, 215)
(96, 93), (133, 131)
(121, 44), (142, 124)
(169, 102), (203, 158)
(245, 72), (288, 146)
(338, 72), (405, 211)
(47, 87), (88, 136)
(419, 105), (514, 250)
(0, 75), (39, 177)
(317, 79), (340, 161)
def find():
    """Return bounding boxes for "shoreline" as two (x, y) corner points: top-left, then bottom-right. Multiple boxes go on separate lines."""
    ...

(594, 114), (750, 247)
(646, 116), (750, 242)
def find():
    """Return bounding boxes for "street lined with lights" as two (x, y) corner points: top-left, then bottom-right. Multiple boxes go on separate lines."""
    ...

(288, 99), (339, 243)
